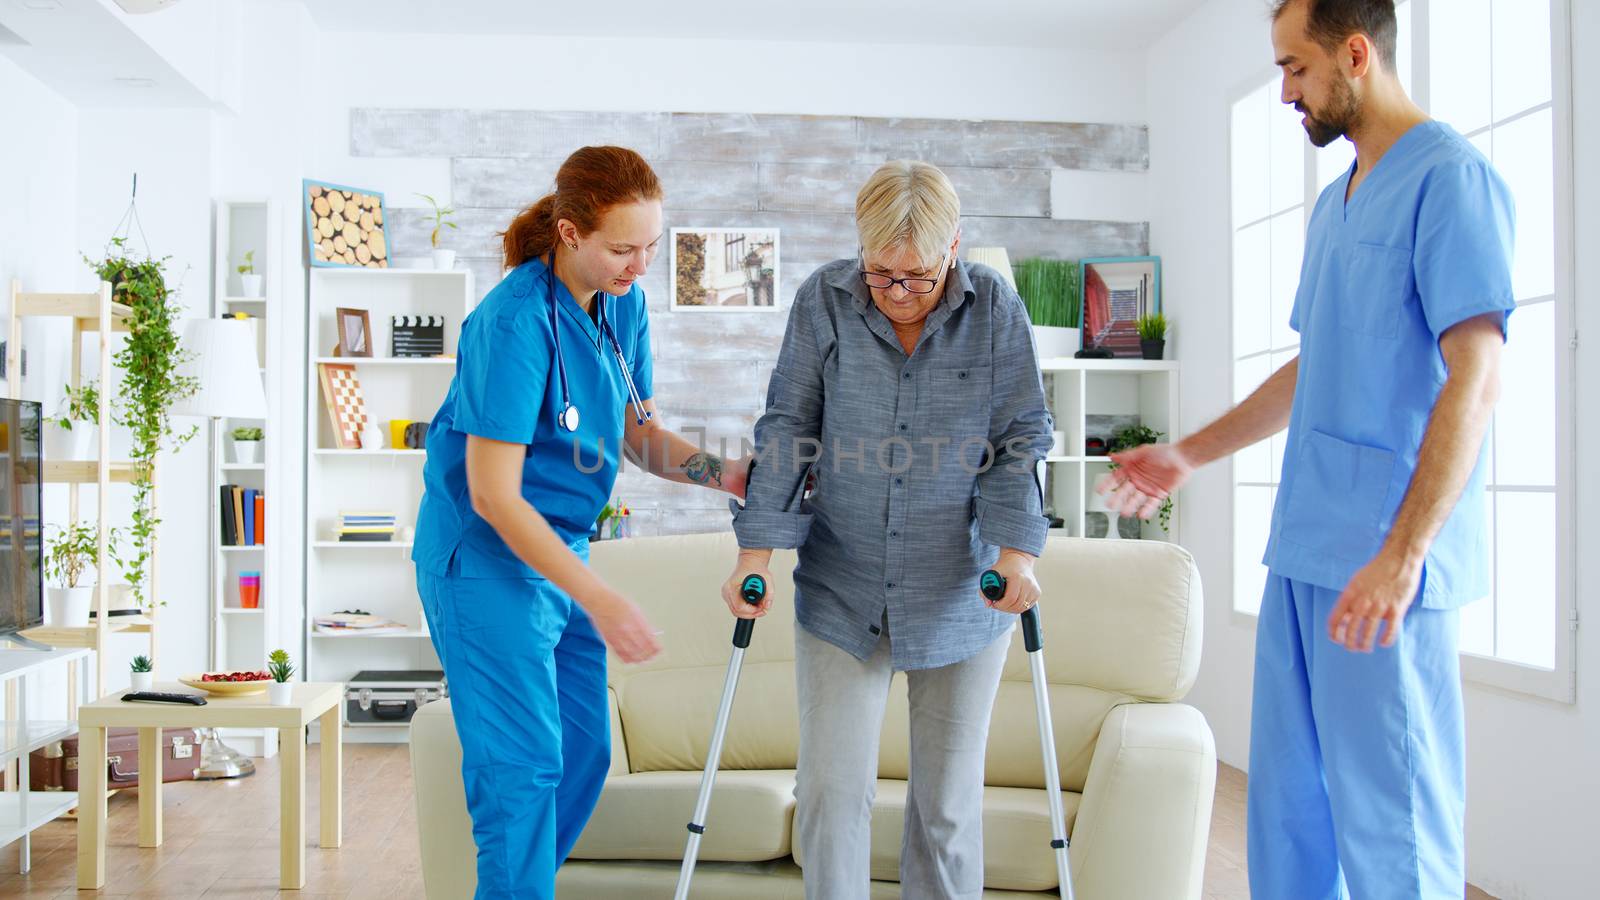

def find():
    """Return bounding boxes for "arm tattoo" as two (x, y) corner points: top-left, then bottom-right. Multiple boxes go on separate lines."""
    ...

(683, 453), (723, 486)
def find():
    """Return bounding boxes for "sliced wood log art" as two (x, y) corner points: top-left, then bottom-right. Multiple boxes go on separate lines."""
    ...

(303, 179), (388, 269)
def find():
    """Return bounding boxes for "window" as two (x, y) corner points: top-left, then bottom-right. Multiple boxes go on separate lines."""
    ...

(1227, 1), (1573, 697)
(723, 234), (746, 272)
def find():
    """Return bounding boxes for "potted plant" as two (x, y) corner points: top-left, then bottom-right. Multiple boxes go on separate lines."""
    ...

(237, 250), (263, 298)
(42, 381), (100, 461)
(417, 193), (458, 271)
(1136, 312), (1168, 360)
(267, 649), (295, 706)
(43, 521), (100, 627)
(130, 655), (154, 692)
(231, 426), (263, 464)
(1107, 424), (1173, 534)
(86, 237), (199, 611)
(1012, 257), (1082, 360)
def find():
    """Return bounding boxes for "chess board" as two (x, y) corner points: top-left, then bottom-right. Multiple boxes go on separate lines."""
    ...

(317, 362), (368, 449)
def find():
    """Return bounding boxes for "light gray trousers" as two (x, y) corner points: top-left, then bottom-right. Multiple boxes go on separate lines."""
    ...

(793, 622), (1012, 900)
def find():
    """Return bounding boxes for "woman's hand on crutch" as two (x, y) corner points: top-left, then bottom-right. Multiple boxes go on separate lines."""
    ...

(982, 548), (1041, 616)
(722, 549), (775, 619)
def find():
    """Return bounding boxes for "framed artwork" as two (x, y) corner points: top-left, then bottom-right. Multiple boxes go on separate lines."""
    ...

(669, 227), (780, 311)
(304, 179), (388, 269)
(1080, 256), (1161, 358)
(317, 362), (370, 449)
(335, 307), (373, 358)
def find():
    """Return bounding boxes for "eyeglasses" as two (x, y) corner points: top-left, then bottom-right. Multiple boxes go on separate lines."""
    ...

(859, 255), (947, 295)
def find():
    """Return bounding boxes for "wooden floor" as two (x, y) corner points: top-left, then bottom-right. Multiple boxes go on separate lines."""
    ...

(1, 747), (1497, 898)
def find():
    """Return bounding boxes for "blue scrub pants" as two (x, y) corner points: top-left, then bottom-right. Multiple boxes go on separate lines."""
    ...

(417, 556), (611, 900)
(1247, 574), (1465, 900)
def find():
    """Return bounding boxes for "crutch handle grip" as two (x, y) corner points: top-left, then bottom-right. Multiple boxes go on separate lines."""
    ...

(980, 569), (1043, 652)
(732, 574), (767, 649)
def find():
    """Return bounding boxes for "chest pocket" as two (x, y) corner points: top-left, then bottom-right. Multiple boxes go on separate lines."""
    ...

(925, 365), (993, 443)
(1339, 242), (1411, 339)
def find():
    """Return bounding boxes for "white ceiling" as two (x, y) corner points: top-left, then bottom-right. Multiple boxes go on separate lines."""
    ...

(304, 0), (1212, 50)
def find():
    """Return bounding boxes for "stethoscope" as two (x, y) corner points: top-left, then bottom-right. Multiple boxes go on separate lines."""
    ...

(546, 259), (652, 432)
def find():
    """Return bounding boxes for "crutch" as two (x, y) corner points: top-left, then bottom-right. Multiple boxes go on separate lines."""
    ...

(981, 569), (1076, 900)
(674, 573), (768, 900)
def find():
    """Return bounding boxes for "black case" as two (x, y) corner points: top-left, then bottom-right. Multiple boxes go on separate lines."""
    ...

(344, 669), (446, 727)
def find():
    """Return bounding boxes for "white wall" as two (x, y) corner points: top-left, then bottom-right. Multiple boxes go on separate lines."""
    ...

(1145, 1), (1600, 897)
(306, 31), (1149, 210)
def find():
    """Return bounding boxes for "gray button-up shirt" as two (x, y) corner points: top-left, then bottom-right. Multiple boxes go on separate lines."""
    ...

(730, 257), (1053, 670)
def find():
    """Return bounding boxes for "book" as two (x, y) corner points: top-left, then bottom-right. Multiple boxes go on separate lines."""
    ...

(339, 532), (394, 542)
(243, 488), (257, 546)
(255, 493), (265, 545)
(232, 486), (246, 546)
(220, 484), (238, 546)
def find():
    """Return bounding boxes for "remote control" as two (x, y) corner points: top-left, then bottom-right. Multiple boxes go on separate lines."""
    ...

(121, 691), (208, 705)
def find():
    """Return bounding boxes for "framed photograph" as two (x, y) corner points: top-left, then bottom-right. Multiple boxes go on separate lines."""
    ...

(670, 227), (781, 311)
(1080, 256), (1161, 358)
(335, 307), (373, 358)
(304, 179), (388, 269)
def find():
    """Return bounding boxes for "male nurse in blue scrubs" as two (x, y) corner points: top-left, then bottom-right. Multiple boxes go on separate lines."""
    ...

(412, 146), (749, 899)
(1099, 2), (1515, 897)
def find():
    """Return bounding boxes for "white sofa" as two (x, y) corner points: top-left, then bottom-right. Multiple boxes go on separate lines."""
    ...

(411, 532), (1215, 898)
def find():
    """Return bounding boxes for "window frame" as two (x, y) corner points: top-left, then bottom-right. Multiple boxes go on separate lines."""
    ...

(1224, 0), (1577, 702)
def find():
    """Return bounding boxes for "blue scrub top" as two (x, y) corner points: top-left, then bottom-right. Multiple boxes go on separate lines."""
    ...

(1264, 121), (1516, 609)
(412, 258), (654, 579)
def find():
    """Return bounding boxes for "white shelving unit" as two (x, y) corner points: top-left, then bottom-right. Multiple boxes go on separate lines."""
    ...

(1037, 357), (1181, 542)
(209, 198), (277, 756)
(302, 267), (472, 742)
(0, 646), (90, 874)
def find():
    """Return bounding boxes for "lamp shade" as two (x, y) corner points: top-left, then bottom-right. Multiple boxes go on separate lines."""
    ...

(964, 246), (1016, 290)
(170, 318), (267, 419)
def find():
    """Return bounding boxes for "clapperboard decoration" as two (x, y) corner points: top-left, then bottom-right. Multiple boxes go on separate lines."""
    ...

(391, 315), (445, 357)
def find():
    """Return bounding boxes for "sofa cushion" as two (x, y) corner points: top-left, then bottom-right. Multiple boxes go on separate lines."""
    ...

(789, 779), (1081, 893)
(571, 769), (797, 862)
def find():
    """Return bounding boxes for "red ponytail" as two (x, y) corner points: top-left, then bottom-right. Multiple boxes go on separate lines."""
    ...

(501, 146), (663, 270)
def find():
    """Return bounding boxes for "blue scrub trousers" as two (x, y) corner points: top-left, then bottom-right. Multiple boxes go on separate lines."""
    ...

(1247, 575), (1465, 900)
(417, 555), (611, 900)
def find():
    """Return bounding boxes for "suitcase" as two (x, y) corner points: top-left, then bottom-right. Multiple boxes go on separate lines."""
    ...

(28, 726), (202, 792)
(344, 669), (446, 727)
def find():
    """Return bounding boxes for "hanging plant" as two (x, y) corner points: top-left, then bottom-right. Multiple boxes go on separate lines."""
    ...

(84, 236), (198, 609)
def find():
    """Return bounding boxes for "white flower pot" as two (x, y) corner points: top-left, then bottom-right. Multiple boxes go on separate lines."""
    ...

(241, 273), (264, 298)
(231, 440), (261, 464)
(269, 682), (294, 706)
(432, 248), (457, 271)
(48, 585), (93, 627)
(1032, 325), (1082, 362)
(42, 421), (94, 461)
(130, 671), (154, 692)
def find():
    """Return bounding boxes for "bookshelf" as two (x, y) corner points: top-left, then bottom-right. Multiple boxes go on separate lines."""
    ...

(208, 198), (277, 756)
(302, 266), (472, 742)
(1037, 357), (1181, 542)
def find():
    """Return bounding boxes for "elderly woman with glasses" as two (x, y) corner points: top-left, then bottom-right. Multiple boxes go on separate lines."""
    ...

(723, 160), (1054, 899)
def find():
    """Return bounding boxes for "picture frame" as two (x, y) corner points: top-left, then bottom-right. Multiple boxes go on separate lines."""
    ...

(335, 307), (373, 358)
(303, 179), (388, 269)
(1079, 256), (1161, 358)
(669, 227), (781, 311)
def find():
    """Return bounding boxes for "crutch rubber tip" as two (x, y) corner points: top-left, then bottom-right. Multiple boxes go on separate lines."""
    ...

(687, 823), (705, 834)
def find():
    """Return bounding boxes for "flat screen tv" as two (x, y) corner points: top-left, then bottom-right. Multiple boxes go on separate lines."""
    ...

(1, 398), (44, 636)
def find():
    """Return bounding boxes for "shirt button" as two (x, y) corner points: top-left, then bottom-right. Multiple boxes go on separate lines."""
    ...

(890, 530), (899, 537)
(958, 371), (968, 380)
(898, 423), (907, 431)
(903, 371), (912, 380)
(895, 477), (904, 485)
(887, 582), (896, 589)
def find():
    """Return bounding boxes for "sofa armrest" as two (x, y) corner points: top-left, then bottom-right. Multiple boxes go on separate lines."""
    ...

(1069, 702), (1216, 900)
